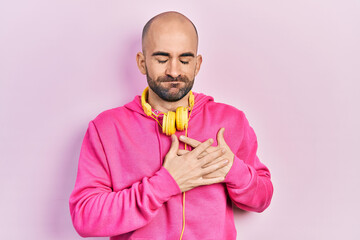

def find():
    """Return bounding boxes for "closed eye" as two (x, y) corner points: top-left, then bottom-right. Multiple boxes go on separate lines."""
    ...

(158, 60), (168, 64)
(180, 60), (189, 64)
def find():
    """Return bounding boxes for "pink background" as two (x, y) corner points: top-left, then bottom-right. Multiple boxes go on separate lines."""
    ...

(1, 1), (359, 239)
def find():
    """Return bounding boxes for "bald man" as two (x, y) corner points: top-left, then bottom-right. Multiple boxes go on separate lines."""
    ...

(70, 12), (273, 240)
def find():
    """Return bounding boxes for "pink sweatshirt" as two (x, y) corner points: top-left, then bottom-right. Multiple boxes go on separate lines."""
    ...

(69, 92), (273, 240)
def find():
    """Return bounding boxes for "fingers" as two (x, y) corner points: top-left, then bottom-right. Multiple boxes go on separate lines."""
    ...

(180, 135), (218, 155)
(179, 146), (227, 167)
(202, 156), (226, 168)
(179, 135), (201, 148)
(198, 176), (225, 186)
(216, 127), (226, 146)
(202, 171), (225, 179)
(199, 148), (225, 165)
(178, 149), (211, 158)
(201, 157), (228, 176)
(167, 135), (179, 158)
(198, 148), (227, 170)
(190, 138), (214, 157)
(177, 149), (189, 156)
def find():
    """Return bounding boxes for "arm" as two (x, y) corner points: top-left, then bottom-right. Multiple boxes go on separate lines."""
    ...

(69, 121), (181, 237)
(178, 113), (273, 213)
(223, 112), (273, 212)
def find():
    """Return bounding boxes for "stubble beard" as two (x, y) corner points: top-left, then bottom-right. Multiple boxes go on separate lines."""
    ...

(146, 70), (194, 102)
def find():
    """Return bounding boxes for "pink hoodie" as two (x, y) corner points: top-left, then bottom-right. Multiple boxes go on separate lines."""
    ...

(69, 92), (273, 240)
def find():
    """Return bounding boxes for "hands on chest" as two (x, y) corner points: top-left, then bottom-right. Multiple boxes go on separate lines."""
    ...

(163, 128), (235, 192)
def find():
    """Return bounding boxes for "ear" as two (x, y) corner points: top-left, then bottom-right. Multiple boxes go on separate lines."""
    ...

(194, 54), (203, 76)
(136, 52), (146, 75)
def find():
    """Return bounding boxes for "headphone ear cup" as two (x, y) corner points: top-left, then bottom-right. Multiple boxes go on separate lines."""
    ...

(176, 107), (188, 131)
(163, 111), (176, 135)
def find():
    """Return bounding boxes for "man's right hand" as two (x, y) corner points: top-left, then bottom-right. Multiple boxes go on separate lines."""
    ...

(163, 135), (229, 192)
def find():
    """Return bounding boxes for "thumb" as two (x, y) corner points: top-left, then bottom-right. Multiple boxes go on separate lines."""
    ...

(168, 134), (179, 157)
(216, 128), (226, 146)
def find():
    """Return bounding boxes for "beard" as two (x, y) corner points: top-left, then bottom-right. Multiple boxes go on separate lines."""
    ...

(146, 71), (194, 102)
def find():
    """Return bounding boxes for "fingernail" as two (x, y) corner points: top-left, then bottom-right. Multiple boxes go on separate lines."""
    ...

(179, 135), (185, 140)
(209, 138), (213, 143)
(221, 148), (226, 153)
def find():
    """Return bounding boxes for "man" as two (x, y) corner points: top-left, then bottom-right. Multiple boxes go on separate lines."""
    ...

(69, 11), (273, 240)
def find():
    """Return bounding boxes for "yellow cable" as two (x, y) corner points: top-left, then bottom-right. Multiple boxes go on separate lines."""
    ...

(179, 192), (186, 239)
(179, 106), (194, 240)
(150, 113), (163, 129)
(148, 103), (194, 240)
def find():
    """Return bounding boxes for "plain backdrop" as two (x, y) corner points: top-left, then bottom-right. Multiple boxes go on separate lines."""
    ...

(1, 1), (359, 239)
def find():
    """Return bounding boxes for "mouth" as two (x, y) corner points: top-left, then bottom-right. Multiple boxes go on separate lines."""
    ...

(161, 81), (183, 89)
(161, 80), (184, 84)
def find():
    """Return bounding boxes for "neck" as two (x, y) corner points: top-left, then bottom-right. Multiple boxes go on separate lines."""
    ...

(148, 88), (190, 113)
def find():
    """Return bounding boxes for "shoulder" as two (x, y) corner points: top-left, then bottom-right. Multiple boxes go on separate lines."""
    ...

(193, 92), (246, 120)
(205, 98), (246, 121)
(90, 95), (142, 127)
(91, 105), (130, 129)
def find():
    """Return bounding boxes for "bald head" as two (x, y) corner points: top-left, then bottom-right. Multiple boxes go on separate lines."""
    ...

(141, 11), (199, 53)
(136, 11), (203, 104)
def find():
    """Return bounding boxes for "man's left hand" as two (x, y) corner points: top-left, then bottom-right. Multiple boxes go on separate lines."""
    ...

(178, 128), (235, 179)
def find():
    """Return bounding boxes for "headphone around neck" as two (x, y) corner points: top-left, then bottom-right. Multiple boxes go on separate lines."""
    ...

(141, 87), (195, 135)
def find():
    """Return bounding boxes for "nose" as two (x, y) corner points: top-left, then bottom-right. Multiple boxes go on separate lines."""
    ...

(165, 59), (181, 78)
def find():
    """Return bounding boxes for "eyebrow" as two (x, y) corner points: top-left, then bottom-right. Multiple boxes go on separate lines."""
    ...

(151, 51), (195, 57)
(152, 51), (170, 57)
(179, 52), (195, 57)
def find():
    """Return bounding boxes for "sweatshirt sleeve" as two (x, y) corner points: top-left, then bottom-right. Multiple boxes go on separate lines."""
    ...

(223, 112), (273, 213)
(69, 121), (181, 237)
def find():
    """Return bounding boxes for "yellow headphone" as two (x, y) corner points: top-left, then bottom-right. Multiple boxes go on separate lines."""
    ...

(141, 86), (195, 135)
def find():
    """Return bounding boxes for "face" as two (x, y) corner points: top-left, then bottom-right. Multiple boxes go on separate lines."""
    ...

(145, 58), (195, 102)
(137, 18), (202, 102)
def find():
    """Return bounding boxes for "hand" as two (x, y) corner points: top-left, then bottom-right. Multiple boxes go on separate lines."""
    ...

(178, 128), (235, 179)
(163, 135), (230, 192)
